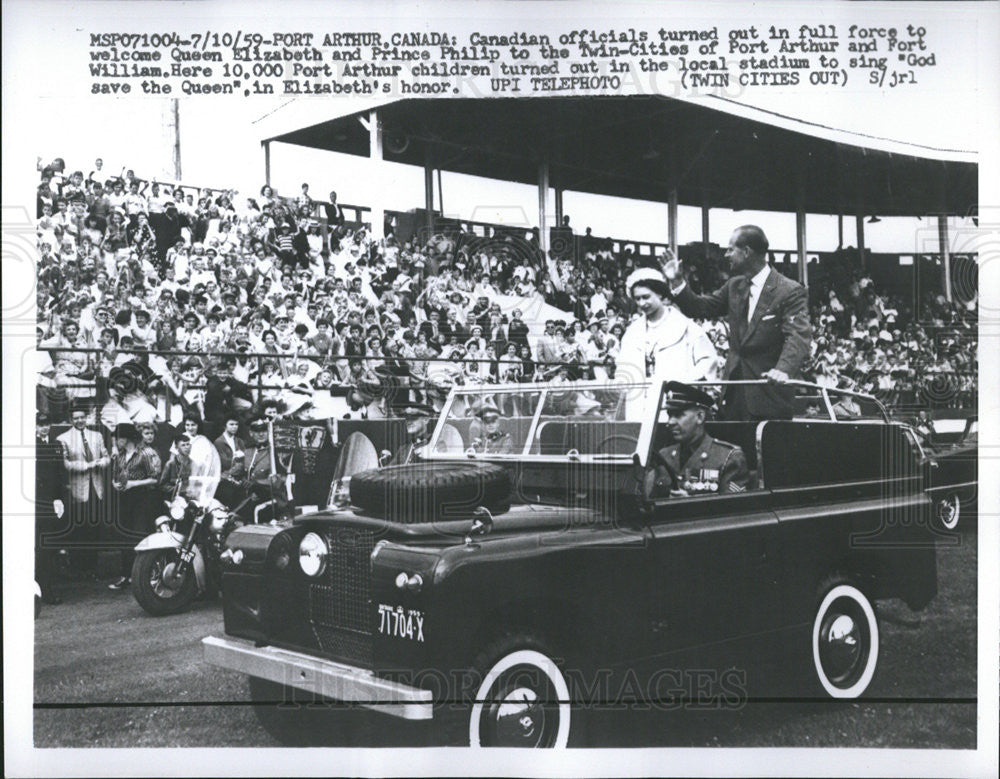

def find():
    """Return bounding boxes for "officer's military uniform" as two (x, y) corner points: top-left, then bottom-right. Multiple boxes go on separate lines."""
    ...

(389, 402), (436, 466)
(831, 397), (862, 418)
(651, 380), (751, 496)
(391, 434), (429, 465)
(469, 401), (513, 455)
(657, 432), (750, 494)
(470, 428), (514, 455)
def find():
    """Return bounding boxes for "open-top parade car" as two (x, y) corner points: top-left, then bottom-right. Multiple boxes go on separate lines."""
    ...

(204, 379), (953, 747)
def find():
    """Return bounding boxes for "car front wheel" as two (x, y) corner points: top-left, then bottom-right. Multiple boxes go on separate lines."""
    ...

(811, 581), (879, 698)
(468, 641), (572, 747)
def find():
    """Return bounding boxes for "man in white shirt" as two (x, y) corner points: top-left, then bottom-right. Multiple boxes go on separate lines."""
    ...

(123, 181), (148, 219)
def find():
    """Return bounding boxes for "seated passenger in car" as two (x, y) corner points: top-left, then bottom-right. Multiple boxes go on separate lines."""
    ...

(470, 401), (514, 455)
(651, 381), (750, 496)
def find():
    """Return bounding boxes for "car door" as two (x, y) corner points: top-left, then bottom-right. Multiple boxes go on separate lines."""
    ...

(646, 491), (782, 656)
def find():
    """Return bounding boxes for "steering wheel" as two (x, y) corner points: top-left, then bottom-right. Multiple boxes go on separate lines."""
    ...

(649, 447), (681, 492)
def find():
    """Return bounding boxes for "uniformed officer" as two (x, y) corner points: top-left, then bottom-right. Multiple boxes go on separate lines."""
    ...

(389, 403), (435, 465)
(469, 401), (514, 455)
(652, 381), (750, 496)
(227, 417), (288, 520)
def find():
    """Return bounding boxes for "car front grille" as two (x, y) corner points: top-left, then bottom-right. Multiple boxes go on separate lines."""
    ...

(308, 528), (375, 665)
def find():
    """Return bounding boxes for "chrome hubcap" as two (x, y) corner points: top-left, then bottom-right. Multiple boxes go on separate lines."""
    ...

(482, 675), (560, 747)
(819, 603), (866, 686)
(150, 554), (185, 597)
(492, 687), (542, 745)
(938, 496), (959, 529)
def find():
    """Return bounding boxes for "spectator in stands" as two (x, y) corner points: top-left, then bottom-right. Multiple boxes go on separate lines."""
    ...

(34, 157), (975, 447)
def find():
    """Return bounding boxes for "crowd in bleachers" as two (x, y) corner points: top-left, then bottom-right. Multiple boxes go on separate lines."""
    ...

(34, 155), (978, 440)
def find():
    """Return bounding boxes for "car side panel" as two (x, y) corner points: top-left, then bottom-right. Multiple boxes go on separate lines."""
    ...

(416, 523), (653, 700)
(646, 493), (782, 652)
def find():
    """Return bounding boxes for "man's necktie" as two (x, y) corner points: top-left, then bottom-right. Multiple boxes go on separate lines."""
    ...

(81, 429), (94, 462)
(747, 279), (762, 323)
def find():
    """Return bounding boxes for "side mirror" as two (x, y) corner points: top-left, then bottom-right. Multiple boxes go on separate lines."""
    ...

(464, 506), (494, 546)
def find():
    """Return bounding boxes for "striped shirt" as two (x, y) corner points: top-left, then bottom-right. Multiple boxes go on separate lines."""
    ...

(113, 444), (162, 486)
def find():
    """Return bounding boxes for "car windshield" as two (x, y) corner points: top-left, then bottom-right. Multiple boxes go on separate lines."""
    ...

(429, 383), (648, 458)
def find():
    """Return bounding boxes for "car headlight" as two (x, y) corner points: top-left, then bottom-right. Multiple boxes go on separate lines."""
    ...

(299, 532), (328, 577)
(155, 515), (171, 530)
(169, 498), (186, 520)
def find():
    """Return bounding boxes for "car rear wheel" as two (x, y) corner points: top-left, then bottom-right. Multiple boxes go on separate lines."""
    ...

(936, 493), (961, 531)
(811, 581), (879, 698)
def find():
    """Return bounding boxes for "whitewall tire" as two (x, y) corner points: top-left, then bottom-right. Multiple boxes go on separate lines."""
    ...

(812, 583), (879, 698)
(469, 648), (571, 747)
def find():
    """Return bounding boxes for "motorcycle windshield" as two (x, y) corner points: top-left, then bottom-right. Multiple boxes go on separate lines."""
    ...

(188, 435), (221, 506)
(435, 422), (464, 454)
(332, 431), (379, 482)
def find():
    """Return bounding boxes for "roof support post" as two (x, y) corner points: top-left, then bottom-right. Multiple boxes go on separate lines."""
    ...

(701, 202), (710, 245)
(423, 145), (435, 238)
(262, 140), (271, 188)
(855, 212), (866, 272)
(938, 214), (953, 302)
(554, 187), (564, 227)
(538, 158), (550, 257)
(796, 207), (808, 287)
(668, 187), (678, 257)
(837, 212), (844, 248)
(369, 109), (385, 241)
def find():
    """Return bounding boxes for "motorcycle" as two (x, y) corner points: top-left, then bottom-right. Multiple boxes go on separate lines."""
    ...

(130, 493), (248, 616)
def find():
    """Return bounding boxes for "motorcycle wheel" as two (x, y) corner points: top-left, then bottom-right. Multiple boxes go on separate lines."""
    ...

(131, 549), (198, 616)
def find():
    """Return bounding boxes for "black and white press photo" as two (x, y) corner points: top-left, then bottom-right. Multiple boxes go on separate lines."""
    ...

(3, 1), (997, 776)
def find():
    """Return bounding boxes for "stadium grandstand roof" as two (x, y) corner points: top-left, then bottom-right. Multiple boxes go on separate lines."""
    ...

(258, 95), (977, 217)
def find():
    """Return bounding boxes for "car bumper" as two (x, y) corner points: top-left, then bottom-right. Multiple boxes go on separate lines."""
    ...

(202, 635), (433, 720)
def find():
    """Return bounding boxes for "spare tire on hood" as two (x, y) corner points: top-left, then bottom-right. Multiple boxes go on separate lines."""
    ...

(349, 462), (511, 524)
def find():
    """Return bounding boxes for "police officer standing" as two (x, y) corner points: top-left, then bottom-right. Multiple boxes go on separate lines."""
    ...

(228, 417), (288, 520)
(653, 382), (750, 496)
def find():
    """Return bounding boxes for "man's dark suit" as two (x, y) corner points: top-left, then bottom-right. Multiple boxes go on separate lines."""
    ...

(36, 436), (66, 599)
(672, 268), (811, 419)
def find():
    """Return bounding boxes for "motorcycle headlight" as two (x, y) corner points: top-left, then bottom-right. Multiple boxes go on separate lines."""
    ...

(169, 499), (186, 520)
(210, 510), (229, 533)
(298, 532), (328, 577)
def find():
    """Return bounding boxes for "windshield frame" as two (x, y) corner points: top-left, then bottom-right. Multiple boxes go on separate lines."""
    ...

(423, 380), (655, 464)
